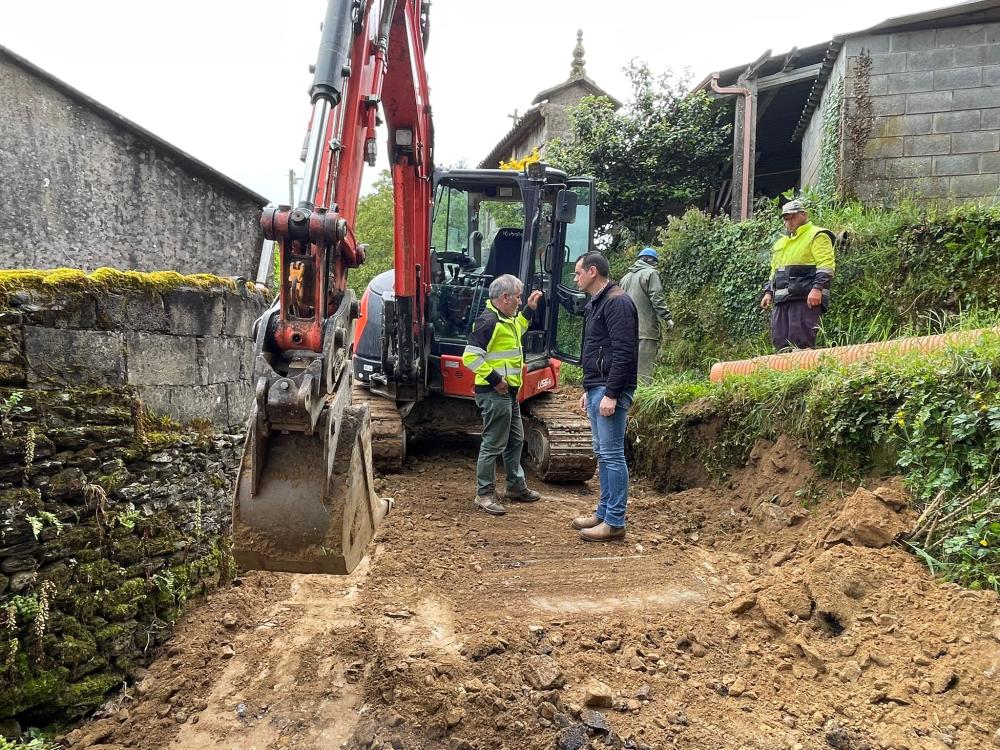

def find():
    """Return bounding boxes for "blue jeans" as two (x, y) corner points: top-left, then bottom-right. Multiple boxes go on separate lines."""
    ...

(586, 386), (634, 528)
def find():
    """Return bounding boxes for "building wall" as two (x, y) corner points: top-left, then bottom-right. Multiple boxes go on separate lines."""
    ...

(801, 51), (848, 189)
(837, 23), (1000, 204)
(512, 118), (548, 161)
(0, 55), (265, 277)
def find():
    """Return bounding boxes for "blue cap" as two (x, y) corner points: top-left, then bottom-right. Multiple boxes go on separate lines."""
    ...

(638, 247), (658, 261)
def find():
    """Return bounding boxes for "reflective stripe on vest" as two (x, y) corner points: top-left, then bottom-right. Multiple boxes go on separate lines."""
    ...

(461, 302), (528, 387)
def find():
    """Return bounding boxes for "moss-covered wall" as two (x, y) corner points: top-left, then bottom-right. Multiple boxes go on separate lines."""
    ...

(0, 386), (240, 723)
(0, 271), (259, 724)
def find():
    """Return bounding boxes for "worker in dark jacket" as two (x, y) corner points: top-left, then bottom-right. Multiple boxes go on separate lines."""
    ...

(761, 200), (836, 351)
(570, 252), (639, 542)
(620, 247), (673, 383)
(462, 274), (543, 516)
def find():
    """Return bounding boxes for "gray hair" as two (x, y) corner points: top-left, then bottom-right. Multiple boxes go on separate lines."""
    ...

(489, 274), (523, 300)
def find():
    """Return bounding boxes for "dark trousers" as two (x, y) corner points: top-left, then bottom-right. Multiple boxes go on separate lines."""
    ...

(771, 300), (821, 351)
(473, 390), (527, 496)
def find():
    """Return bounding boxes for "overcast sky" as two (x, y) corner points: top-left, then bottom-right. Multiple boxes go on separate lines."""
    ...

(4, 0), (946, 204)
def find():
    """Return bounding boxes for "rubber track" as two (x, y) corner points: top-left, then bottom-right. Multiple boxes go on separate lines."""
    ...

(522, 392), (596, 483)
(351, 382), (406, 471)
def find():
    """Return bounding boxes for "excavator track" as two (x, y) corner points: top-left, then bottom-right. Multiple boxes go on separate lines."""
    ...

(522, 392), (596, 483)
(351, 380), (406, 471)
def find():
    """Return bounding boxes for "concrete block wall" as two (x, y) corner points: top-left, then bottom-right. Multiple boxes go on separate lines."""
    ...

(839, 23), (1000, 204)
(0, 280), (267, 429)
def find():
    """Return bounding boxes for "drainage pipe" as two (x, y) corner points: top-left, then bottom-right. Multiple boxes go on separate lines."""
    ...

(709, 327), (1000, 382)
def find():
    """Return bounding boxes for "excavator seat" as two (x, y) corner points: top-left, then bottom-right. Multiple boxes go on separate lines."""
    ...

(483, 227), (523, 278)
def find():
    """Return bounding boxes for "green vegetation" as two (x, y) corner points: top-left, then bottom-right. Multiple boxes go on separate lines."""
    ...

(639, 199), (1000, 374)
(0, 731), (61, 750)
(630, 332), (1000, 590)
(350, 171), (396, 297)
(0, 268), (256, 307)
(548, 62), (731, 243)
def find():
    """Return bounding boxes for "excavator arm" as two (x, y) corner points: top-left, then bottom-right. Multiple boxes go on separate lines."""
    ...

(233, 0), (433, 575)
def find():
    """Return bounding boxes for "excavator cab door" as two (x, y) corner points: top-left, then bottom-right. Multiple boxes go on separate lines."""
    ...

(546, 179), (595, 365)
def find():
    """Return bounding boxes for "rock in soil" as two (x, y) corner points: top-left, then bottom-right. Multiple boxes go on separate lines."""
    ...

(823, 488), (913, 548)
(555, 723), (588, 750)
(523, 655), (564, 690)
(584, 680), (613, 708)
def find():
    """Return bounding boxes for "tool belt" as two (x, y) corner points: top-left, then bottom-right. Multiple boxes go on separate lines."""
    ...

(773, 264), (824, 305)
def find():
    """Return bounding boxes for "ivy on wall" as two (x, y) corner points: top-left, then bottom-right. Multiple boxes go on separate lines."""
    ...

(816, 78), (844, 204)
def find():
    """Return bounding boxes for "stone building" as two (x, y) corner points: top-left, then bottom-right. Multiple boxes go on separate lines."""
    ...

(699, 0), (1000, 218)
(479, 31), (621, 168)
(0, 46), (267, 277)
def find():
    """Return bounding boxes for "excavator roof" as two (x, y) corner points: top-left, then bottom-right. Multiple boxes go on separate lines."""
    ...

(434, 166), (570, 185)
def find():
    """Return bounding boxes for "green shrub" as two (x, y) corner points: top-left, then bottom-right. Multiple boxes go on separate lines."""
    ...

(637, 200), (1000, 373)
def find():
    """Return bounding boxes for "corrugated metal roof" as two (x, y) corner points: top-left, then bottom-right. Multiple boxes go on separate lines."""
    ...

(1, 45), (269, 206)
(791, 40), (846, 142)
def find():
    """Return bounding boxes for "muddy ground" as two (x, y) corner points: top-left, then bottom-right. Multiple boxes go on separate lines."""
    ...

(61, 434), (1000, 750)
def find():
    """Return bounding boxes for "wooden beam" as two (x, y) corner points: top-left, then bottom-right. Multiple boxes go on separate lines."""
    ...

(756, 63), (822, 91)
(743, 49), (772, 80)
(780, 47), (800, 73)
(730, 74), (759, 220)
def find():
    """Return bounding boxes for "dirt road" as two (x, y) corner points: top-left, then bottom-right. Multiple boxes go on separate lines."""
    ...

(63, 436), (1000, 750)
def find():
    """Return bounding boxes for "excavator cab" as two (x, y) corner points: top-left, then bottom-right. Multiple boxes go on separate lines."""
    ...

(427, 166), (593, 358)
(351, 164), (598, 480)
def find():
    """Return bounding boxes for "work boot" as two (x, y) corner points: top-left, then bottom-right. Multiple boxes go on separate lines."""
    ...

(571, 514), (602, 530)
(506, 487), (541, 503)
(579, 522), (626, 542)
(474, 492), (506, 516)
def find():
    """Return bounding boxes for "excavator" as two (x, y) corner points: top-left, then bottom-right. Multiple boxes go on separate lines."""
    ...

(233, 0), (597, 576)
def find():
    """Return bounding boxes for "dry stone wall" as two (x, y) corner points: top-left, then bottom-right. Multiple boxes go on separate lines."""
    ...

(0, 276), (265, 724)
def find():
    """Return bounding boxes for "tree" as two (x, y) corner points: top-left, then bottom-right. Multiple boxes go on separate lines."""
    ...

(350, 170), (395, 296)
(547, 62), (731, 243)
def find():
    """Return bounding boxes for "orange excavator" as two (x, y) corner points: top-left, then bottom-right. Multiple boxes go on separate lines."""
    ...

(233, 0), (596, 576)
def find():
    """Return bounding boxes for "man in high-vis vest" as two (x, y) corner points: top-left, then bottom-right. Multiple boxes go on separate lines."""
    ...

(760, 200), (836, 351)
(463, 274), (543, 516)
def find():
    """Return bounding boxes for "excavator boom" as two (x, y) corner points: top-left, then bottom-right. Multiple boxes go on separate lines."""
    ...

(232, 0), (432, 575)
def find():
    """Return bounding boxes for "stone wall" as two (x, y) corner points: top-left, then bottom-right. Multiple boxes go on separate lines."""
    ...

(0, 386), (242, 722)
(0, 272), (268, 429)
(0, 275), (263, 723)
(0, 48), (267, 278)
(827, 23), (1000, 204)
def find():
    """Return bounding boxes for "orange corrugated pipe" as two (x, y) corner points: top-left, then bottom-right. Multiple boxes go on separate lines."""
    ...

(709, 327), (1000, 382)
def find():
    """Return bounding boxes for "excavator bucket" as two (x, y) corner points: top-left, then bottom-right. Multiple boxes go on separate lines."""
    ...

(232, 383), (389, 575)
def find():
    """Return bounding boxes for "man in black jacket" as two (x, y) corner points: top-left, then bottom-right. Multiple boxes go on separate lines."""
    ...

(570, 252), (639, 542)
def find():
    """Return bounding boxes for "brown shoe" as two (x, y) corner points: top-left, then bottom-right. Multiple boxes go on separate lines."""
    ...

(506, 487), (542, 503)
(571, 514), (602, 530)
(579, 522), (626, 542)
(474, 493), (507, 516)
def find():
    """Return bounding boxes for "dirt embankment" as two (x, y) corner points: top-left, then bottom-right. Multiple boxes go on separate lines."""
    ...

(58, 436), (1000, 750)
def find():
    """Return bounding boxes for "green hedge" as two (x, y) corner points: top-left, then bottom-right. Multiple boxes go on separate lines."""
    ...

(627, 200), (1000, 373)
